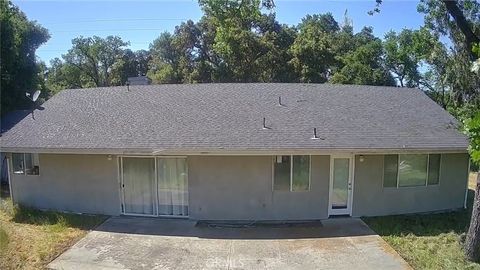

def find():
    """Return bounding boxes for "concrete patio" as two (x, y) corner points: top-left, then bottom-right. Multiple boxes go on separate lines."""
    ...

(48, 216), (410, 270)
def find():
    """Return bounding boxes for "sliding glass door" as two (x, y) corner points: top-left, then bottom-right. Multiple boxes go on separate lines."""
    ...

(157, 158), (189, 216)
(122, 157), (156, 215)
(121, 157), (188, 217)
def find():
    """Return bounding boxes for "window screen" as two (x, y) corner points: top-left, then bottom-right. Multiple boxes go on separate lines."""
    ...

(274, 156), (291, 191)
(427, 154), (441, 185)
(292, 155), (310, 191)
(383, 155), (398, 188)
(398, 154), (428, 187)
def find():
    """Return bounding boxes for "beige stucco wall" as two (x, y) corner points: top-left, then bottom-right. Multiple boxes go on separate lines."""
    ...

(10, 154), (120, 215)
(188, 155), (330, 220)
(352, 153), (469, 217)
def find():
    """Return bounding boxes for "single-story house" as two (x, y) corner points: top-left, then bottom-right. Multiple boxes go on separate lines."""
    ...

(0, 83), (470, 220)
(1, 110), (30, 184)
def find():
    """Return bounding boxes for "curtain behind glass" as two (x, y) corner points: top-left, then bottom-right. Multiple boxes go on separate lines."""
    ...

(157, 158), (188, 216)
(292, 155), (310, 191)
(398, 154), (427, 187)
(274, 156), (291, 191)
(122, 158), (156, 215)
(383, 155), (398, 187)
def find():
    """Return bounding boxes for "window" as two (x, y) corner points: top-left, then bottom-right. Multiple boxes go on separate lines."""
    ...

(428, 154), (441, 185)
(398, 154), (428, 187)
(383, 154), (440, 188)
(12, 153), (39, 175)
(274, 156), (290, 191)
(383, 155), (398, 188)
(274, 155), (310, 191)
(12, 153), (25, 175)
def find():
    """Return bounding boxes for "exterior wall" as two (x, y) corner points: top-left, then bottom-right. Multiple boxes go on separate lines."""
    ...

(188, 155), (330, 220)
(8, 152), (469, 219)
(352, 153), (469, 217)
(10, 154), (120, 215)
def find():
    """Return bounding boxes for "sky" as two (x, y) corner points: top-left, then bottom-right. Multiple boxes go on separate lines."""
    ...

(13, 0), (426, 64)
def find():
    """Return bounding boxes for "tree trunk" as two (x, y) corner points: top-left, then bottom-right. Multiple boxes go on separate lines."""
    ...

(442, 0), (480, 60)
(466, 172), (480, 261)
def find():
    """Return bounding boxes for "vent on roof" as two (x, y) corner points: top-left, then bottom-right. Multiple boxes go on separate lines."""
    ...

(278, 96), (285, 106)
(311, 128), (325, 140)
(262, 118), (270, 130)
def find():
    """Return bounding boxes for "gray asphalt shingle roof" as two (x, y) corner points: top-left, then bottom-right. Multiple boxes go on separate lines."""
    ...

(0, 83), (469, 154)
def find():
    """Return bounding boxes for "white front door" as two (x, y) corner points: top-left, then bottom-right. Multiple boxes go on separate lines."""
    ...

(329, 155), (354, 216)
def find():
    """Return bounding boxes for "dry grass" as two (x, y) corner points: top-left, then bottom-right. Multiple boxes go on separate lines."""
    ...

(470, 172), (479, 190)
(0, 198), (106, 270)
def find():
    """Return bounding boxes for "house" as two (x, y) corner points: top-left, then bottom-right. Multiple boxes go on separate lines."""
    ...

(127, 76), (151, 85)
(1, 110), (30, 184)
(0, 83), (470, 220)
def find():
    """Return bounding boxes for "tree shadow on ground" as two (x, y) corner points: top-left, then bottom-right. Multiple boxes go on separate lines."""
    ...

(363, 189), (474, 237)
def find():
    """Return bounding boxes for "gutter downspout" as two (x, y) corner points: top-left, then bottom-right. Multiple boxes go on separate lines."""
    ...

(465, 159), (471, 209)
(6, 155), (14, 204)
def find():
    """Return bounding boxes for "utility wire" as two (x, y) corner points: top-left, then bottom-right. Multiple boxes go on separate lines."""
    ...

(42, 18), (191, 25)
(54, 28), (169, 33)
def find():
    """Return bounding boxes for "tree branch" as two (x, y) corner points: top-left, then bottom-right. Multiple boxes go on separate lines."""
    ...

(442, 0), (480, 59)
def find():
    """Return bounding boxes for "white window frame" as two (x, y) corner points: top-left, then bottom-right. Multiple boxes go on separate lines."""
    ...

(11, 153), (40, 176)
(382, 154), (442, 188)
(272, 155), (311, 192)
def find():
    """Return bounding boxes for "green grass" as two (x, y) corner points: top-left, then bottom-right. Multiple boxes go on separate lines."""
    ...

(363, 187), (480, 269)
(0, 198), (106, 270)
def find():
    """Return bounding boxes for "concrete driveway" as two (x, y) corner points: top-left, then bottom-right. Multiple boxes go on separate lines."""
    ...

(49, 217), (410, 270)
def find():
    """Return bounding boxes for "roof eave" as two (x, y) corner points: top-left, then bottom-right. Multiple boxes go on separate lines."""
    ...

(0, 146), (469, 156)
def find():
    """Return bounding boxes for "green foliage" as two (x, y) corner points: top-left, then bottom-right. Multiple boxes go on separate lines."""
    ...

(148, 32), (182, 83)
(331, 40), (395, 86)
(43, 1), (410, 92)
(253, 14), (297, 82)
(364, 190), (479, 269)
(465, 113), (480, 165)
(473, 43), (480, 73)
(418, 0), (480, 106)
(383, 28), (435, 87)
(1, 199), (105, 230)
(0, 0), (50, 115)
(290, 13), (339, 83)
(46, 36), (151, 90)
(63, 36), (129, 87)
(5, 0), (475, 123)
(199, 0), (270, 82)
